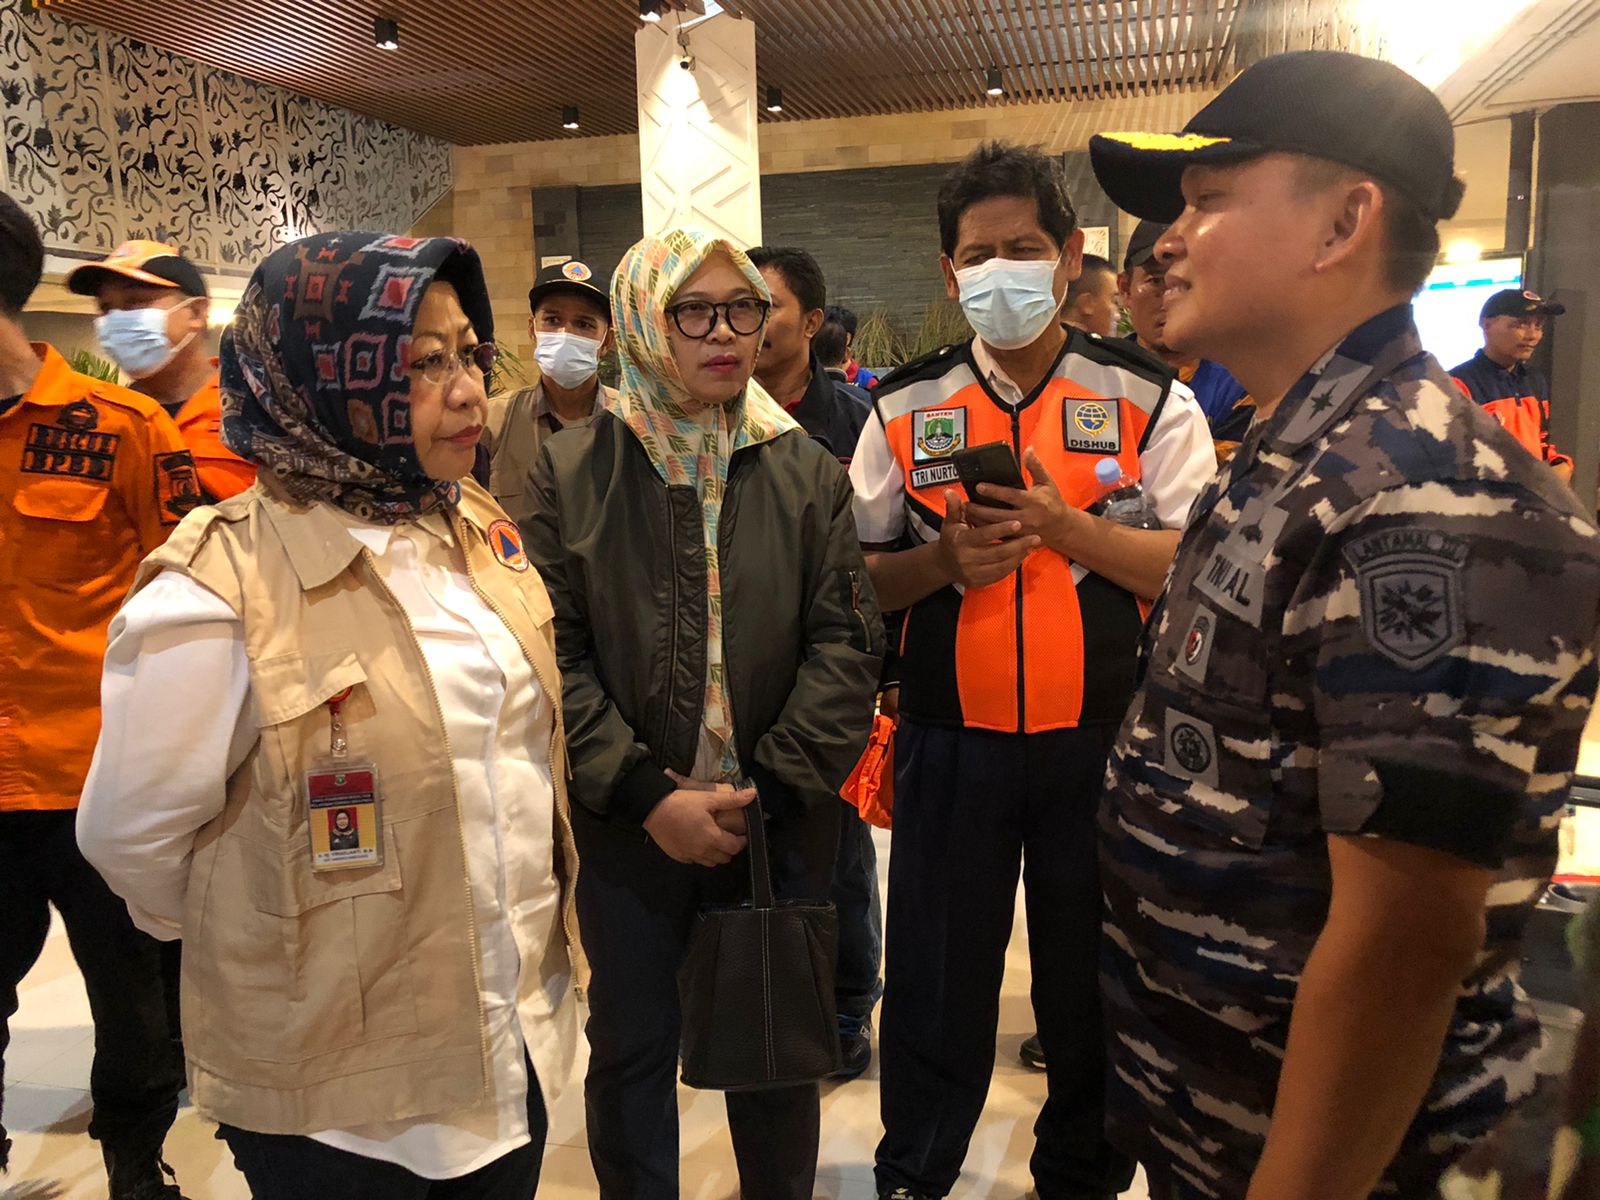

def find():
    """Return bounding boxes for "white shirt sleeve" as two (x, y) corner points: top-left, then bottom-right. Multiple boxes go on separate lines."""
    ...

(77, 570), (255, 940)
(848, 408), (906, 545)
(1138, 380), (1217, 530)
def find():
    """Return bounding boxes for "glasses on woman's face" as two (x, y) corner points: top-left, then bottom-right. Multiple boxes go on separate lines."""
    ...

(664, 297), (770, 340)
(409, 342), (498, 386)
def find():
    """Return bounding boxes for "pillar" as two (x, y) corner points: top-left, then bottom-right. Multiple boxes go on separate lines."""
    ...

(1530, 102), (1600, 508)
(635, 11), (762, 247)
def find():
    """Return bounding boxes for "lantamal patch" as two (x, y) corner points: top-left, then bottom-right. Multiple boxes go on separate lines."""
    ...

(1343, 530), (1468, 670)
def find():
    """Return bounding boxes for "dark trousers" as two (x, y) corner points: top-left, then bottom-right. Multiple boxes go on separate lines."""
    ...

(0, 810), (184, 1152)
(218, 1071), (547, 1199)
(830, 799), (883, 1024)
(875, 721), (1136, 1200)
(573, 799), (837, 1200)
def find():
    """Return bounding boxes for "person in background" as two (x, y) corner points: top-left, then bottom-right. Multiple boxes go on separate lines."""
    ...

(1450, 288), (1572, 482)
(525, 228), (883, 1200)
(826, 304), (879, 390)
(851, 141), (1214, 1200)
(1061, 251), (1118, 337)
(815, 318), (871, 406)
(78, 230), (583, 1200)
(485, 260), (616, 526)
(750, 246), (872, 463)
(69, 241), (254, 502)
(1120, 219), (1255, 461)
(1089, 48), (1600, 1198)
(0, 192), (195, 1200)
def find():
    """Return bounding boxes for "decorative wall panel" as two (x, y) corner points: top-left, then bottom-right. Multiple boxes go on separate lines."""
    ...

(0, 0), (451, 273)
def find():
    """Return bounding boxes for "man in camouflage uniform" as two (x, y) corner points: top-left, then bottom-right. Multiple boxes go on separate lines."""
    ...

(1089, 51), (1600, 1199)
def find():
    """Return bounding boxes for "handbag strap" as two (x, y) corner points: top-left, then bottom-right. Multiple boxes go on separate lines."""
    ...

(745, 794), (774, 909)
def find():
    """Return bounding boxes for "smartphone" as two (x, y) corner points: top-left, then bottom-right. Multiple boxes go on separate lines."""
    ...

(952, 441), (1026, 509)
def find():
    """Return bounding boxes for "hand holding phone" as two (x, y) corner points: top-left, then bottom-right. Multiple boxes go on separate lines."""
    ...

(951, 442), (1026, 511)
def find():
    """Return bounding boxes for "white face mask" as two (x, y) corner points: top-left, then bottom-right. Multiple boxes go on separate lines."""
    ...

(534, 330), (603, 390)
(953, 256), (1063, 351)
(94, 296), (202, 380)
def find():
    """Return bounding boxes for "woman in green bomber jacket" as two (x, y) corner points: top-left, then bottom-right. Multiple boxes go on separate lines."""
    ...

(525, 227), (885, 1200)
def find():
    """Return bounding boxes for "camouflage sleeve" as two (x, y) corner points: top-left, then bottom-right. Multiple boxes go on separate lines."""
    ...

(1297, 480), (1600, 868)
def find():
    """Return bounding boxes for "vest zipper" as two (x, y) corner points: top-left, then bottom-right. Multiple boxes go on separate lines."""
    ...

(361, 548), (492, 1100)
(453, 517), (586, 1004)
(1010, 406), (1026, 732)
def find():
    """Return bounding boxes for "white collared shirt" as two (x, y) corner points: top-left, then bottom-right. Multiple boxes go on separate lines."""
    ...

(79, 512), (564, 1179)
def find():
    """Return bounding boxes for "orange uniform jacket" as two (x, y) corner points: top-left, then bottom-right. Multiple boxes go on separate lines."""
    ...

(0, 345), (202, 810)
(875, 338), (1172, 733)
(171, 363), (254, 500)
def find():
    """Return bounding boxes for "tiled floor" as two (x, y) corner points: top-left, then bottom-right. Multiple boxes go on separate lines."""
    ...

(2, 831), (1150, 1199)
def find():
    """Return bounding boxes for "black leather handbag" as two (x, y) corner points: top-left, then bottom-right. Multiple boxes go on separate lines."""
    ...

(678, 797), (842, 1091)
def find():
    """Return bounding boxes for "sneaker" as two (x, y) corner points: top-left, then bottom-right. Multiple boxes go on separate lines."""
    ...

(832, 1014), (873, 1080)
(103, 1144), (186, 1200)
(879, 1189), (936, 1200)
(1019, 1033), (1046, 1070)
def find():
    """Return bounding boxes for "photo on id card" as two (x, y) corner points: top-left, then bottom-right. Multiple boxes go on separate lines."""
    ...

(306, 764), (382, 870)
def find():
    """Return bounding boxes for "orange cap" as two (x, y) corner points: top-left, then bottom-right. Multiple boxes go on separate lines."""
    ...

(67, 240), (207, 297)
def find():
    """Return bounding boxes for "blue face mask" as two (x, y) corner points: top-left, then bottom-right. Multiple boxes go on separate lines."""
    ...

(94, 298), (200, 380)
(954, 255), (1063, 351)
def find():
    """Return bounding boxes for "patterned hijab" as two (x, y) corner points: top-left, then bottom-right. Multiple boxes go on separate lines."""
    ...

(607, 228), (799, 778)
(219, 231), (494, 523)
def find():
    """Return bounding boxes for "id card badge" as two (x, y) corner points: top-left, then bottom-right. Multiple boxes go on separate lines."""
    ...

(306, 765), (382, 870)
(305, 688), (383, 872)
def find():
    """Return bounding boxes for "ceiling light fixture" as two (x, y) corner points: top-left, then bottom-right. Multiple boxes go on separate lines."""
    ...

(766, 86), (783, 113)
(985, 66), (1004, 96)
(373, 17), (399, 50)
(640, 0), (662, 22)
(562, 105), (580, 131)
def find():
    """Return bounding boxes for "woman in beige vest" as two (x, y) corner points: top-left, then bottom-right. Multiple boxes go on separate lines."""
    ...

(77, 231), (582, 1200)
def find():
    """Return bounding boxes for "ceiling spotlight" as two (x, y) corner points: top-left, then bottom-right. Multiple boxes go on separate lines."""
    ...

(640, 0), (662, 21)
(373, 17), (399, 50)
(562, 105), (580, 131)
(766, 86), (783, 113)
(985, 66), (1004, 96)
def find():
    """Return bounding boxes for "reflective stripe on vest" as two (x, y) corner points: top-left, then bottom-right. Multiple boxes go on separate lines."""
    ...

(881, 348), (1162, 733)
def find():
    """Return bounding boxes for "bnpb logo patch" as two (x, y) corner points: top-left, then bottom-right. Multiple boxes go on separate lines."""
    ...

(488, 519), (529, 572)
(562, 261), (593, 282)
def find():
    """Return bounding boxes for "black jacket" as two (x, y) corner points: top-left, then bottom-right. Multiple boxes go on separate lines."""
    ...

(524, 410), (885, 828)
(788, 355), (871, 463)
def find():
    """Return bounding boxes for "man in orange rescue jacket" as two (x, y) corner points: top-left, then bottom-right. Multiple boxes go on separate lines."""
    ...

(1450, 288), (1572, 482)
(70, 241), (254, 501)
(0, 194), (195, 1198)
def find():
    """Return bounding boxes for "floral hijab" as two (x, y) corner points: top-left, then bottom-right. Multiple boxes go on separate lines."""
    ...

(219, 231), (494, 524)
(607, 228), (799, 778)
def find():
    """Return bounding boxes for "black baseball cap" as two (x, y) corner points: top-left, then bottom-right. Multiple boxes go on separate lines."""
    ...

(527, 259), (610, 320)
(67, 239), (208, 298)
(1480, 288), (1565, 321)
(1090, 51), (1465, 226)
(1122, 219), (1166, 273)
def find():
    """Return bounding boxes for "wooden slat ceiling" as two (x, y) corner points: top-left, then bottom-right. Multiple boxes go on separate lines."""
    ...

(40, 0), (1248, 145)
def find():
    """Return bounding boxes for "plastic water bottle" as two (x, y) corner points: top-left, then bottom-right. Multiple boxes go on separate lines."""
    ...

(1088, 457), (1163, 529)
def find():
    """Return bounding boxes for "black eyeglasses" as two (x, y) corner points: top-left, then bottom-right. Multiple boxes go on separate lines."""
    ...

(665, 297), (770, 339)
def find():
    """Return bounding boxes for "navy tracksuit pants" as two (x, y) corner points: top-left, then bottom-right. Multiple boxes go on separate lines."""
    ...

(874, 719), (1137, 1199)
